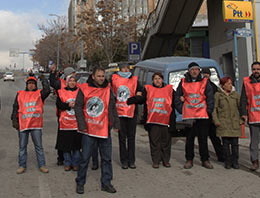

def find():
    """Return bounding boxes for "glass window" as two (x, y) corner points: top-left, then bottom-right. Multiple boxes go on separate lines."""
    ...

(168, 67), (220, 91)
(146, 71), (155, 85)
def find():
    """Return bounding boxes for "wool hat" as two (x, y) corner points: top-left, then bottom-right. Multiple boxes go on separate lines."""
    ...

(64, 67), (75, 77)
(188, 62), (201, 71)
(201, 68), (211, 75)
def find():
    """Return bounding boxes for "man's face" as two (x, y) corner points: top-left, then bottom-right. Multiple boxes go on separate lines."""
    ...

(252, 64), (260, 79)
(189, 68), (200, 79)
(27, 81), (36, 91)
(92, 70), (105, 86)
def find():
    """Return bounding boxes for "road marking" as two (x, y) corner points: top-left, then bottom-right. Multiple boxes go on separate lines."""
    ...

(38, 175), (52, 198)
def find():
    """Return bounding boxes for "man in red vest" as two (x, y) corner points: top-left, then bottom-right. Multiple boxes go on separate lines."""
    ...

(111, 63), (142, 169)
(175, 62), (214, 169)
(240, 61), (260, 171)
(49, 63), (76, 165)
(74, 67), (120, 194)
(11, 75), (50, 174)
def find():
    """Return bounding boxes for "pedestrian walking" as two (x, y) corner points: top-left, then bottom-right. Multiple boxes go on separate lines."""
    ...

(127, 72), (176, 168)
(74, 67), (120, 194)
(111, 63), (142, 169)
(212, 77), (242, 169)
(175, 62), (214, 169)
(55, 75), (82, 171)
(11, 75), (50, 174)
(201, 68), (224, 162)
(240, 61), (260, 171)
(49, 63), (76, 166)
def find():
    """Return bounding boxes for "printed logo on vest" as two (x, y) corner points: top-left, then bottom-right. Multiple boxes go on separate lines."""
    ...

(117, 85), (130, 102)
(66, 98), (75, 115)
(86, 96), (104, 117)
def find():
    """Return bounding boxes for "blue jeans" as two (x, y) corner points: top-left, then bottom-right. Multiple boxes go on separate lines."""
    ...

(18, 129), (46, 168)
(76, 134), (112, 186)
(63, 150), (80, 167)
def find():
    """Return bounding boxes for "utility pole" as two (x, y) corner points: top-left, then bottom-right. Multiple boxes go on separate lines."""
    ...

(80, 0), (87, 70)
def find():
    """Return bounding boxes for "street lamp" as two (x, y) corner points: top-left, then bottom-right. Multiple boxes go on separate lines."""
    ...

(49, 13), (62, 70)
(79, 0), (87, 70)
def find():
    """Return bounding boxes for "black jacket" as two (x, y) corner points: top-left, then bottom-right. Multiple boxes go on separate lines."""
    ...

(174, 72), (214, 116)
(11, 77), (51, 123)
(127, 83), (176, 132)
(240, 74), (260, 116)
(49, 71), (63, 91)
(74, 75), (120, 132)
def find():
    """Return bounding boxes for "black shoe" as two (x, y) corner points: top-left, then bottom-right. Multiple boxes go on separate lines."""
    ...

(121, 163), (128, 169)
(225, 163), (231, 169)
(128, 163), (136, 169)
(218, 158), (225, 163)
(92, 164), (99, 170)
(76, 184), (84, 194)
(101, 184), (116, 193)
(57, 161), (64, 166)
(232, 163), (240, 169)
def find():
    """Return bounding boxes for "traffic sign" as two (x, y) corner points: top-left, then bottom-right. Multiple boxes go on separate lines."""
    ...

(235, 28), (253, 38)
(128, 42), (141, 61)
(223, 1), (253, 23)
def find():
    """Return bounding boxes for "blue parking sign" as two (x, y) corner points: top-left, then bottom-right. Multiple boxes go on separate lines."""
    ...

(128, 42), (141, 61)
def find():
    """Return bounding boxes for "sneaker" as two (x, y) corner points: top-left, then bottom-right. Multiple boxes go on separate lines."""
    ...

(128, 163), (136, 169)
(39, 166), (49, 173)
(121, 163), (128, 169)
(232, 163), (240, 169)
(76, 184), (84, 194)
(183, 160), (193, 169)
(101, 184), (117, 193)
(16, 167), (26, 174)
(202, 161), (214, 169)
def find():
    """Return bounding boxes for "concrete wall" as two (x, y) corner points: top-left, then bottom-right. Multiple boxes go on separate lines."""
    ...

(207, 0), (253, 91)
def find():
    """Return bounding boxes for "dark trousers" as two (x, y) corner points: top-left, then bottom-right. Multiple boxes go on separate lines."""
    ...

(208, 123), (224, 161)
(76, 134), (112, 186)
(118, 116), (137, 165)
(222, 137), (239, 165)
(185, 119), (210, 162)
(92, 141), (99, 166)
(148, 125), (171, 164)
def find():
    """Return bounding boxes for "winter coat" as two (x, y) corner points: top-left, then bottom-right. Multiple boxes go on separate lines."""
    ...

(212, 87), (242, 137)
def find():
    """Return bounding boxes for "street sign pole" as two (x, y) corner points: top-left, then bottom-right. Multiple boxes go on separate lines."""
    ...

(233, 32), (240, 93)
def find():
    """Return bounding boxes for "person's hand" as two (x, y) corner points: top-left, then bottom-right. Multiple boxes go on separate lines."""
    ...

(180, 96), (185, 102)
(136, 91), (142, 96)
(113, 128), (119, 133)
(241, 115), (248, 123)
(51, 64), (56, 73)
(69, 101), (75, 108)
(12, 120), (19, 130)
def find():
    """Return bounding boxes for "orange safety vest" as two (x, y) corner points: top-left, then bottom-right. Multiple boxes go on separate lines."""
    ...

(58, 88), (79, 130)
(17, 90), (44, 132)
(60, 79), (66, 89)
(112, 74), (137, 118)
(182, 78), (209, 120)
(244, 76), (260, 124)
(145, 84), (173, 126)
(80, 83), (110, 138)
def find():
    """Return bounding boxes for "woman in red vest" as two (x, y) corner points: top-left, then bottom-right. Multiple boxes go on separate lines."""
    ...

(127, 72), (176, 168)
(56, 75), (82, 171)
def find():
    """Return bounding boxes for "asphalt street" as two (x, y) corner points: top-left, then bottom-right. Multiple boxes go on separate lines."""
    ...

(0, 74), (260, 198)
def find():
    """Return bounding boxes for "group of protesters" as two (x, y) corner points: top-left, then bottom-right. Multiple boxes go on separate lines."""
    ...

(11, 60), (260, 194)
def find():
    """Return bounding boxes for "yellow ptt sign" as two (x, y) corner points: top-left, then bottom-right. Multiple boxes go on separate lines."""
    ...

(223, 1), (253, 22)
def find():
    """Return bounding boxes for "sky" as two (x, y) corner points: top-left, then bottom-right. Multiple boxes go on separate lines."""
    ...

(0, 0), (70, 70)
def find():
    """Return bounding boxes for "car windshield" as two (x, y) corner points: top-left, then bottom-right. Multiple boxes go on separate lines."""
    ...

(169, 67), (220, 90)
(6, 72), (13, 75)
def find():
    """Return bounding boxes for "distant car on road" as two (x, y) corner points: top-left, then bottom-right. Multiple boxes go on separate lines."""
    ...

(3, 72), (15, 81)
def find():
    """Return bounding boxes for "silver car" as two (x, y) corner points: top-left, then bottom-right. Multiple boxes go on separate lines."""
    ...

(3, 72), (15, 81)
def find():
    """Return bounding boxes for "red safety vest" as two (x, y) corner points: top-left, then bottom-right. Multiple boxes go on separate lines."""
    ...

(80, 83), (110, 138)
(17, 90), (44, 132)
(60, 79), (66, 89)
(244, 76), (260, 124)
(58, 88), (79, 130)
(182, 78), (209, 119)
(145, 84), (173, 126)
(112, 74), (137, 118)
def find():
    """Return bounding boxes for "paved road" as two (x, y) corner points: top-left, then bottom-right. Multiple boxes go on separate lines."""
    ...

(1, 75), (260, 198)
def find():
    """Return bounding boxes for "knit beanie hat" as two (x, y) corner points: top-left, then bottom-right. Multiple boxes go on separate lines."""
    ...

(188, 62), (201, 71)
(64, 67), (75, 77)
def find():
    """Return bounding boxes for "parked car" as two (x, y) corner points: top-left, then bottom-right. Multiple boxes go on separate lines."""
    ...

(133, 56), (224, 135)
(3, 72), (15, 81)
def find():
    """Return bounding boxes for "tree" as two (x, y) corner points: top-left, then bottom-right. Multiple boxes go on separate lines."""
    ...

(75, 0), (147, 67)
(32, 16), (80, 70)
